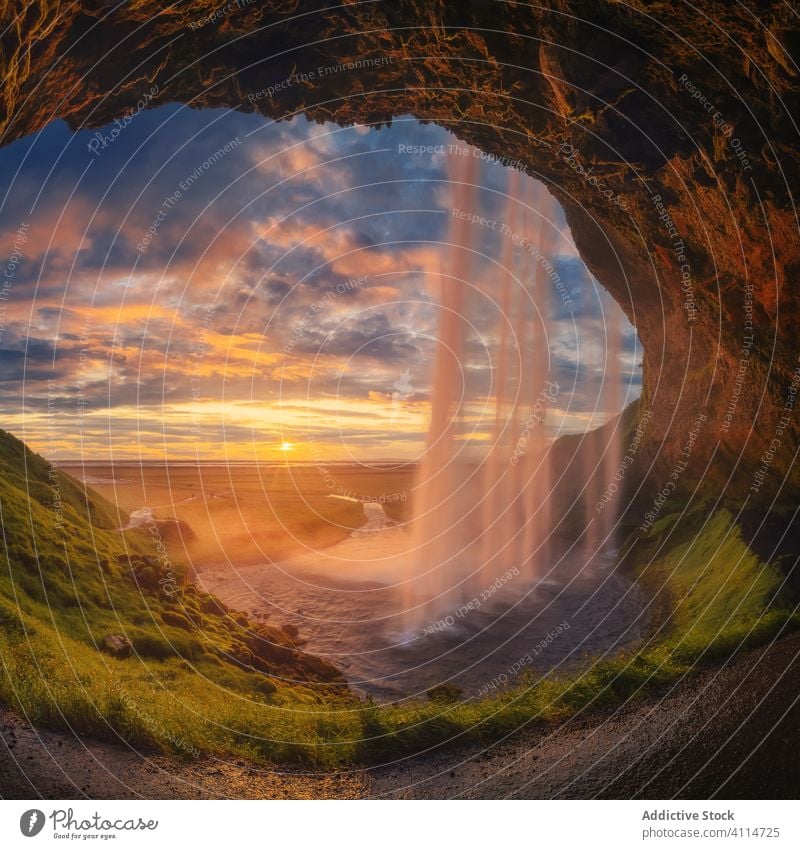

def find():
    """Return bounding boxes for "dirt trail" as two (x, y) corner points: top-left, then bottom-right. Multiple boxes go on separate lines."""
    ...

(0, 712), (367, 799)
(2, 632), (799, 799)
(372, 631), (800, 799)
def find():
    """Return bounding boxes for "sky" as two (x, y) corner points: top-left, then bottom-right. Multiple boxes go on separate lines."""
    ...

(0, 105), (641, 462)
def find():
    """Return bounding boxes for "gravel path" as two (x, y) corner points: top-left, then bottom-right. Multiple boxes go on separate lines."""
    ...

(371, 630), (800, 798)
(2, 632), (799, 799)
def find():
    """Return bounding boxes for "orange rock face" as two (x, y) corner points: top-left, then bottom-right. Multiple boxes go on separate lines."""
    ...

(2, 0), (799, 503)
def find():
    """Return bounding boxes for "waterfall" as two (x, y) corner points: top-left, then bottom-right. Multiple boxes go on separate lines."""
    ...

(582, 292), (624, 559)
(403, 151), (561, 632)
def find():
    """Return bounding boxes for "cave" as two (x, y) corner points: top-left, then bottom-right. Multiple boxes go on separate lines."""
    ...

(1, 0), (800, 801)
(3, 0), (799, 514)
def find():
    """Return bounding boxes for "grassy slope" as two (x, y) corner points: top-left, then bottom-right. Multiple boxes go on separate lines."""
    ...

(621, 506), (797, 660)
(0, 429), (356, 766)
(0, 427), (798, 767)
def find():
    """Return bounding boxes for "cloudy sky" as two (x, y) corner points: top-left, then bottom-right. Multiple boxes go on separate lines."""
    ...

(0, 105), (640, 462)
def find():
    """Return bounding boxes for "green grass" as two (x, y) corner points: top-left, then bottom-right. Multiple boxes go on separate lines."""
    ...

(346, 505), (798, 761)
(348, 504), (798, 760)
(0, 429), (356, 766)
(0, 427), (797, 768)
(625, 505), (797, 660)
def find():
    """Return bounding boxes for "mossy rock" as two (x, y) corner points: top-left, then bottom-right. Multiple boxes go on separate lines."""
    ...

(426, 684), (464, 703)
(199, 595), (228, 616)
(161, 610), (193, 630)
(134, 566), (160, 591)
(101, 633), (132, 659)
(257, 678), (278, 696)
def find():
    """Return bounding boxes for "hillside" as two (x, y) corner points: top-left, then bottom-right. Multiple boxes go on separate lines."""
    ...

(0, 428), (354, 764)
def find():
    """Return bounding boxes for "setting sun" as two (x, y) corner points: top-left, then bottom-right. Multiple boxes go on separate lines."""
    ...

(280, 441), (294, 452)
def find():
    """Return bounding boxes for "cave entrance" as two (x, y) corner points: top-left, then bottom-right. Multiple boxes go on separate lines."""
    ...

(0, 106), (646, 696)
(0, 106), (640, 466)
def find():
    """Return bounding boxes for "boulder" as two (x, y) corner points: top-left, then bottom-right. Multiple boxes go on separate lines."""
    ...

(101, 634), (132, 659)
(133, 565), (159, 590)
(280, 623), (300, 641)
(258, 678), (278, 696)
(199, 595), (228, 616)
(426, 683), (464, 703)
(161, 610), (193, 630)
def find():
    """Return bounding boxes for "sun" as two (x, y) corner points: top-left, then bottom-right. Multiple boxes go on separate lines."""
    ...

(279, 441), (294, 452)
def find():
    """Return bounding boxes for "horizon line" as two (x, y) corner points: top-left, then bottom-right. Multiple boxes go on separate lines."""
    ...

(54, 457), (419, 465)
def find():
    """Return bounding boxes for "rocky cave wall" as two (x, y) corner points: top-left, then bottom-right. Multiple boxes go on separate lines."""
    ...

(2, 0), (799, 507)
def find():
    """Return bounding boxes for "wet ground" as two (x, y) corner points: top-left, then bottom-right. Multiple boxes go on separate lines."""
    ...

(197, 501), (646, 699)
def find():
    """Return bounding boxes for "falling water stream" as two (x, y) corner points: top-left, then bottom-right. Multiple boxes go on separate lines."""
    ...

(198, 149), (641, 699)
(404, 150), (606, 632)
